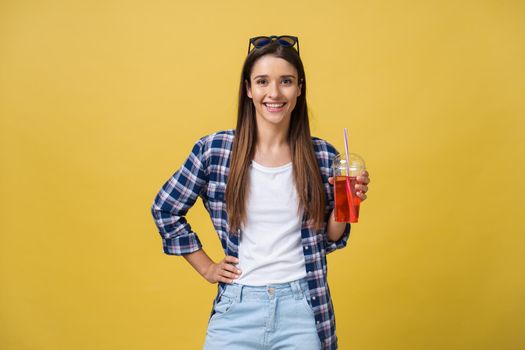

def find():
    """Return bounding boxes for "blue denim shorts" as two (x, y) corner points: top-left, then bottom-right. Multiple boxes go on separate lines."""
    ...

(203, 278), (321, 350)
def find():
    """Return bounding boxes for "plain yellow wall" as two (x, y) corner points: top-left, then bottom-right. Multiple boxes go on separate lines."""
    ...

(1, 0), (524, 349)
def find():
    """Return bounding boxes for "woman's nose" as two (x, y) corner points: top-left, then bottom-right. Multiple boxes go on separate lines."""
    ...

(268, 81), (282, 98)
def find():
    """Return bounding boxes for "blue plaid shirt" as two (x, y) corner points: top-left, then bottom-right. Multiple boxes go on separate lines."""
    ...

(151, 130), (351, 349)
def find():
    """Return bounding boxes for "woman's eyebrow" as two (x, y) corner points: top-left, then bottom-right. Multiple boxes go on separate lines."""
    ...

(253, 74), (297, 79)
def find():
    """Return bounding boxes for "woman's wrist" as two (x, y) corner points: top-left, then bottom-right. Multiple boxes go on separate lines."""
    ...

(326, 210), (347, 242)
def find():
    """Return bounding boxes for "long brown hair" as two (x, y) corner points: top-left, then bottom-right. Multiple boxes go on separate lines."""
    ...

(226, 41), (325, 234)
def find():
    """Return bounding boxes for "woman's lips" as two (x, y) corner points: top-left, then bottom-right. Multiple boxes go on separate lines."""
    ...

(263, 102), (286, 112)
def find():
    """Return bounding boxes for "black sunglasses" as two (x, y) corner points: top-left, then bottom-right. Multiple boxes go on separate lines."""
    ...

(248, 35), (300, 55)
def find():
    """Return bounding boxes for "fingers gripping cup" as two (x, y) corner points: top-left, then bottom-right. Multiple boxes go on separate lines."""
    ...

(333, 153), (366, 223)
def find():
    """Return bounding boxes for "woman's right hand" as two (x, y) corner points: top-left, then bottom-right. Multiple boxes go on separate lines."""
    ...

(204, 256), (242, 284)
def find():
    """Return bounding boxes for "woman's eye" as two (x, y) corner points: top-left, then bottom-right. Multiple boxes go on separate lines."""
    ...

(282, 79), (292, 85)
(256, 79), (267, 85)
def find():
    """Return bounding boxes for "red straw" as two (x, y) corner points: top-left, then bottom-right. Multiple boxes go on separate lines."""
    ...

(343, 128), (356, 222)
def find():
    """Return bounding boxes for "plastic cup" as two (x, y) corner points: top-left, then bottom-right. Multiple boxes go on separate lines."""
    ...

(333, 153), (366, 223)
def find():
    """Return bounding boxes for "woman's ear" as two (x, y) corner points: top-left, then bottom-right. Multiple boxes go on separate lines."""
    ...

(298, 79), (303, 97)
(245, 80), (252, 99)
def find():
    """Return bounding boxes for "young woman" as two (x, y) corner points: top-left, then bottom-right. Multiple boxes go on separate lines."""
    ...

(151, 35), (370, 350)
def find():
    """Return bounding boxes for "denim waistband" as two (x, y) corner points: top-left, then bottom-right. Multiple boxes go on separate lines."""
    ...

(222, 278), (309, 302)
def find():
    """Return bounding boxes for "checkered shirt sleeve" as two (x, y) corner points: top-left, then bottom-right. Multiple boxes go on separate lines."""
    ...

(151, 138), (207, 255)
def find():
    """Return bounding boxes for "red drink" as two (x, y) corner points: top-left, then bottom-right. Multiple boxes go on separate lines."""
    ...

(334, 176), (360, 223)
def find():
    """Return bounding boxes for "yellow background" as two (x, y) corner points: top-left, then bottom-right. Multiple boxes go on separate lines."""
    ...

(1, 0), (524, 349)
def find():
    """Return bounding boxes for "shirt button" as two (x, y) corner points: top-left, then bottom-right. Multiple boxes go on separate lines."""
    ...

(312, 296), (316, 300)
(304, 246), (309, 250)
(317, 320), (320, 324)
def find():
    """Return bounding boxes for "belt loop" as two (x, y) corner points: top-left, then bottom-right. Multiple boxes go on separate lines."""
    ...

(235, 284), (244, 303)
(290, 280), (303, 300)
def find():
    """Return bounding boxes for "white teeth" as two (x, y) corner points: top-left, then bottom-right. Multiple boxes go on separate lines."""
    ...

(265, 103), (285, 108)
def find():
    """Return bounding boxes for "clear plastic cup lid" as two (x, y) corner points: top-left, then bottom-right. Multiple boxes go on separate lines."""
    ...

(334, 153), (366, 176)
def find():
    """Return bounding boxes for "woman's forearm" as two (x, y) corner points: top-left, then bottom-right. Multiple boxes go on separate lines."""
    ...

(183, 249), (215, 279)
(326, 211), (347, 242)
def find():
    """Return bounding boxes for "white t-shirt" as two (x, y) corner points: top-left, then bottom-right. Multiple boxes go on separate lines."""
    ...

(236, 160), (307, 286)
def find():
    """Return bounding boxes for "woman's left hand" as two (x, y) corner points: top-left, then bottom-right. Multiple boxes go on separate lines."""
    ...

(355, 170), (370, 201)
(328, 170), (370, 202)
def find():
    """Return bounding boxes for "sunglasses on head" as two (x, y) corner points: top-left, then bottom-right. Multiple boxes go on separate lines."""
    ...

(248, 35), (300, 55)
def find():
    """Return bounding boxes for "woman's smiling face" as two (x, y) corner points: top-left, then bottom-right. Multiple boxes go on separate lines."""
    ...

(246, 55), (302, 128)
